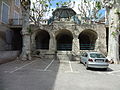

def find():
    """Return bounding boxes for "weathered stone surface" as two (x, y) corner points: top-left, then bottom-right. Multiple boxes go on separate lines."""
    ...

(31, 22), (107, 61)
(20, 0), (120, 63)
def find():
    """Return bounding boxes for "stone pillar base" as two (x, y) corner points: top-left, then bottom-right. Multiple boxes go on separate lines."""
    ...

(20, 50), (31, 60)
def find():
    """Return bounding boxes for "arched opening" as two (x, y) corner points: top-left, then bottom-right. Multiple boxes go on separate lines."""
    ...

(79, 30), (97, 50)
(56, 30), (73, 51)
(35, 30), (50, 49)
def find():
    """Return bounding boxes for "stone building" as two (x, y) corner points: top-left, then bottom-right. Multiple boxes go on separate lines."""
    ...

(0, 0), (120, 64)
(29, 6), (107, 61)
(0, 0), (22, 51)
(0, 0), (22, 63)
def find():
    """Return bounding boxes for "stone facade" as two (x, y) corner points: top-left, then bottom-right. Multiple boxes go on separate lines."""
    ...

(0, 0), (120, 64)
(0, 0), (22, 51)
(30, 21), (107, 60)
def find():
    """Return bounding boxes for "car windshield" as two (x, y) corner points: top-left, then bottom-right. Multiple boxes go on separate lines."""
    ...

(90, 53), (105, 58)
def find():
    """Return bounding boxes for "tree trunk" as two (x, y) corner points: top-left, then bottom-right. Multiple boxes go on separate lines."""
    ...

(20, 1), (31, 60)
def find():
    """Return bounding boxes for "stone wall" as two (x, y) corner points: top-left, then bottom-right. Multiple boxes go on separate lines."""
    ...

(31, 22), (107, 58)
(0, 25), (13, 51)
(0, 37), (6, 50)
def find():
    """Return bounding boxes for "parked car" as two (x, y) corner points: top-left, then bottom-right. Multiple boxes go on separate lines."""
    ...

(80, 52), (109, 70)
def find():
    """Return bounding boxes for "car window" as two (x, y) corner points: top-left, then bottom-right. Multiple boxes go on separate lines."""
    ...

(90, 53), (105, 58)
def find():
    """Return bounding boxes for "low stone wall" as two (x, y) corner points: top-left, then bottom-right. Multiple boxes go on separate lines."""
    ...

(32, 50), (81, 61)
(32, 50), (55, 59)
(0, 51), (20, 64)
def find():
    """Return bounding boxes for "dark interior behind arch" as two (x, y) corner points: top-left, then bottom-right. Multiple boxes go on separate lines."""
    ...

(35, 30), (50, 50)
(56, 30), (73, 51)
(79, 30), (97, 50)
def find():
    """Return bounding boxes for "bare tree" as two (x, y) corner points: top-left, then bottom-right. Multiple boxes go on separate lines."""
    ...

(78, 0), (102, 23)
(30, 0), (53, 25)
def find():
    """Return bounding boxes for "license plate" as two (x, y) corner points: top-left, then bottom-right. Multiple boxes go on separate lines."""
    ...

(95, 59), (104, 62)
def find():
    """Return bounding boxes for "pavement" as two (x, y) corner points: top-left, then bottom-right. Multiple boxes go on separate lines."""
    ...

(0, 58), (120, 90)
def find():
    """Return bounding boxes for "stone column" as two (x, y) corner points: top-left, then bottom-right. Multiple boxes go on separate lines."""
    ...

(49, 35), (56, 59)
(72, 37), (80, 55)
(49, 37), (56, 51)
(72, 37), (80, 61)
(95, 38), (99, 51)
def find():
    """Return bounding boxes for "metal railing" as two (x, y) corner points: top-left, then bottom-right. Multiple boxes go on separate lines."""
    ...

(57, 44), (72, 51)
(80, 44), (95, 50)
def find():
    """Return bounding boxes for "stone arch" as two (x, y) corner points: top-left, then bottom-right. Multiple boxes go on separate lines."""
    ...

(78, 29), (98, 50)
(35, 30), (50, 50)
(56, 29), (73, 51)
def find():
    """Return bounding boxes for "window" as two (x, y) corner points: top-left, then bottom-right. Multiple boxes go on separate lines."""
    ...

(90, 53), (105, 58)
(14, 11), (19, 25)
(1, 2), (9, 24)
(15, 0), (20, 7)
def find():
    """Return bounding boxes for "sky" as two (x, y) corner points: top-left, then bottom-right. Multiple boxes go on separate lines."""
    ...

(31, 0), (80, 11)
(31, 0), (105, 19)
(31, 0), (83, 18)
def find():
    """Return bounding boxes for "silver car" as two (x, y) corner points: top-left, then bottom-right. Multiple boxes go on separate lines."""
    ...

(80, 52), (109, 70)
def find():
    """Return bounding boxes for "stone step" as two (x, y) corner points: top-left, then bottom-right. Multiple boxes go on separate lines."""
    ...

(57, 54), (72, 60)
(57, 51), (72, 54)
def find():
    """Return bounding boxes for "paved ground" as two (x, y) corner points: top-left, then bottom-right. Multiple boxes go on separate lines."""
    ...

(0, 58), (120, 90)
